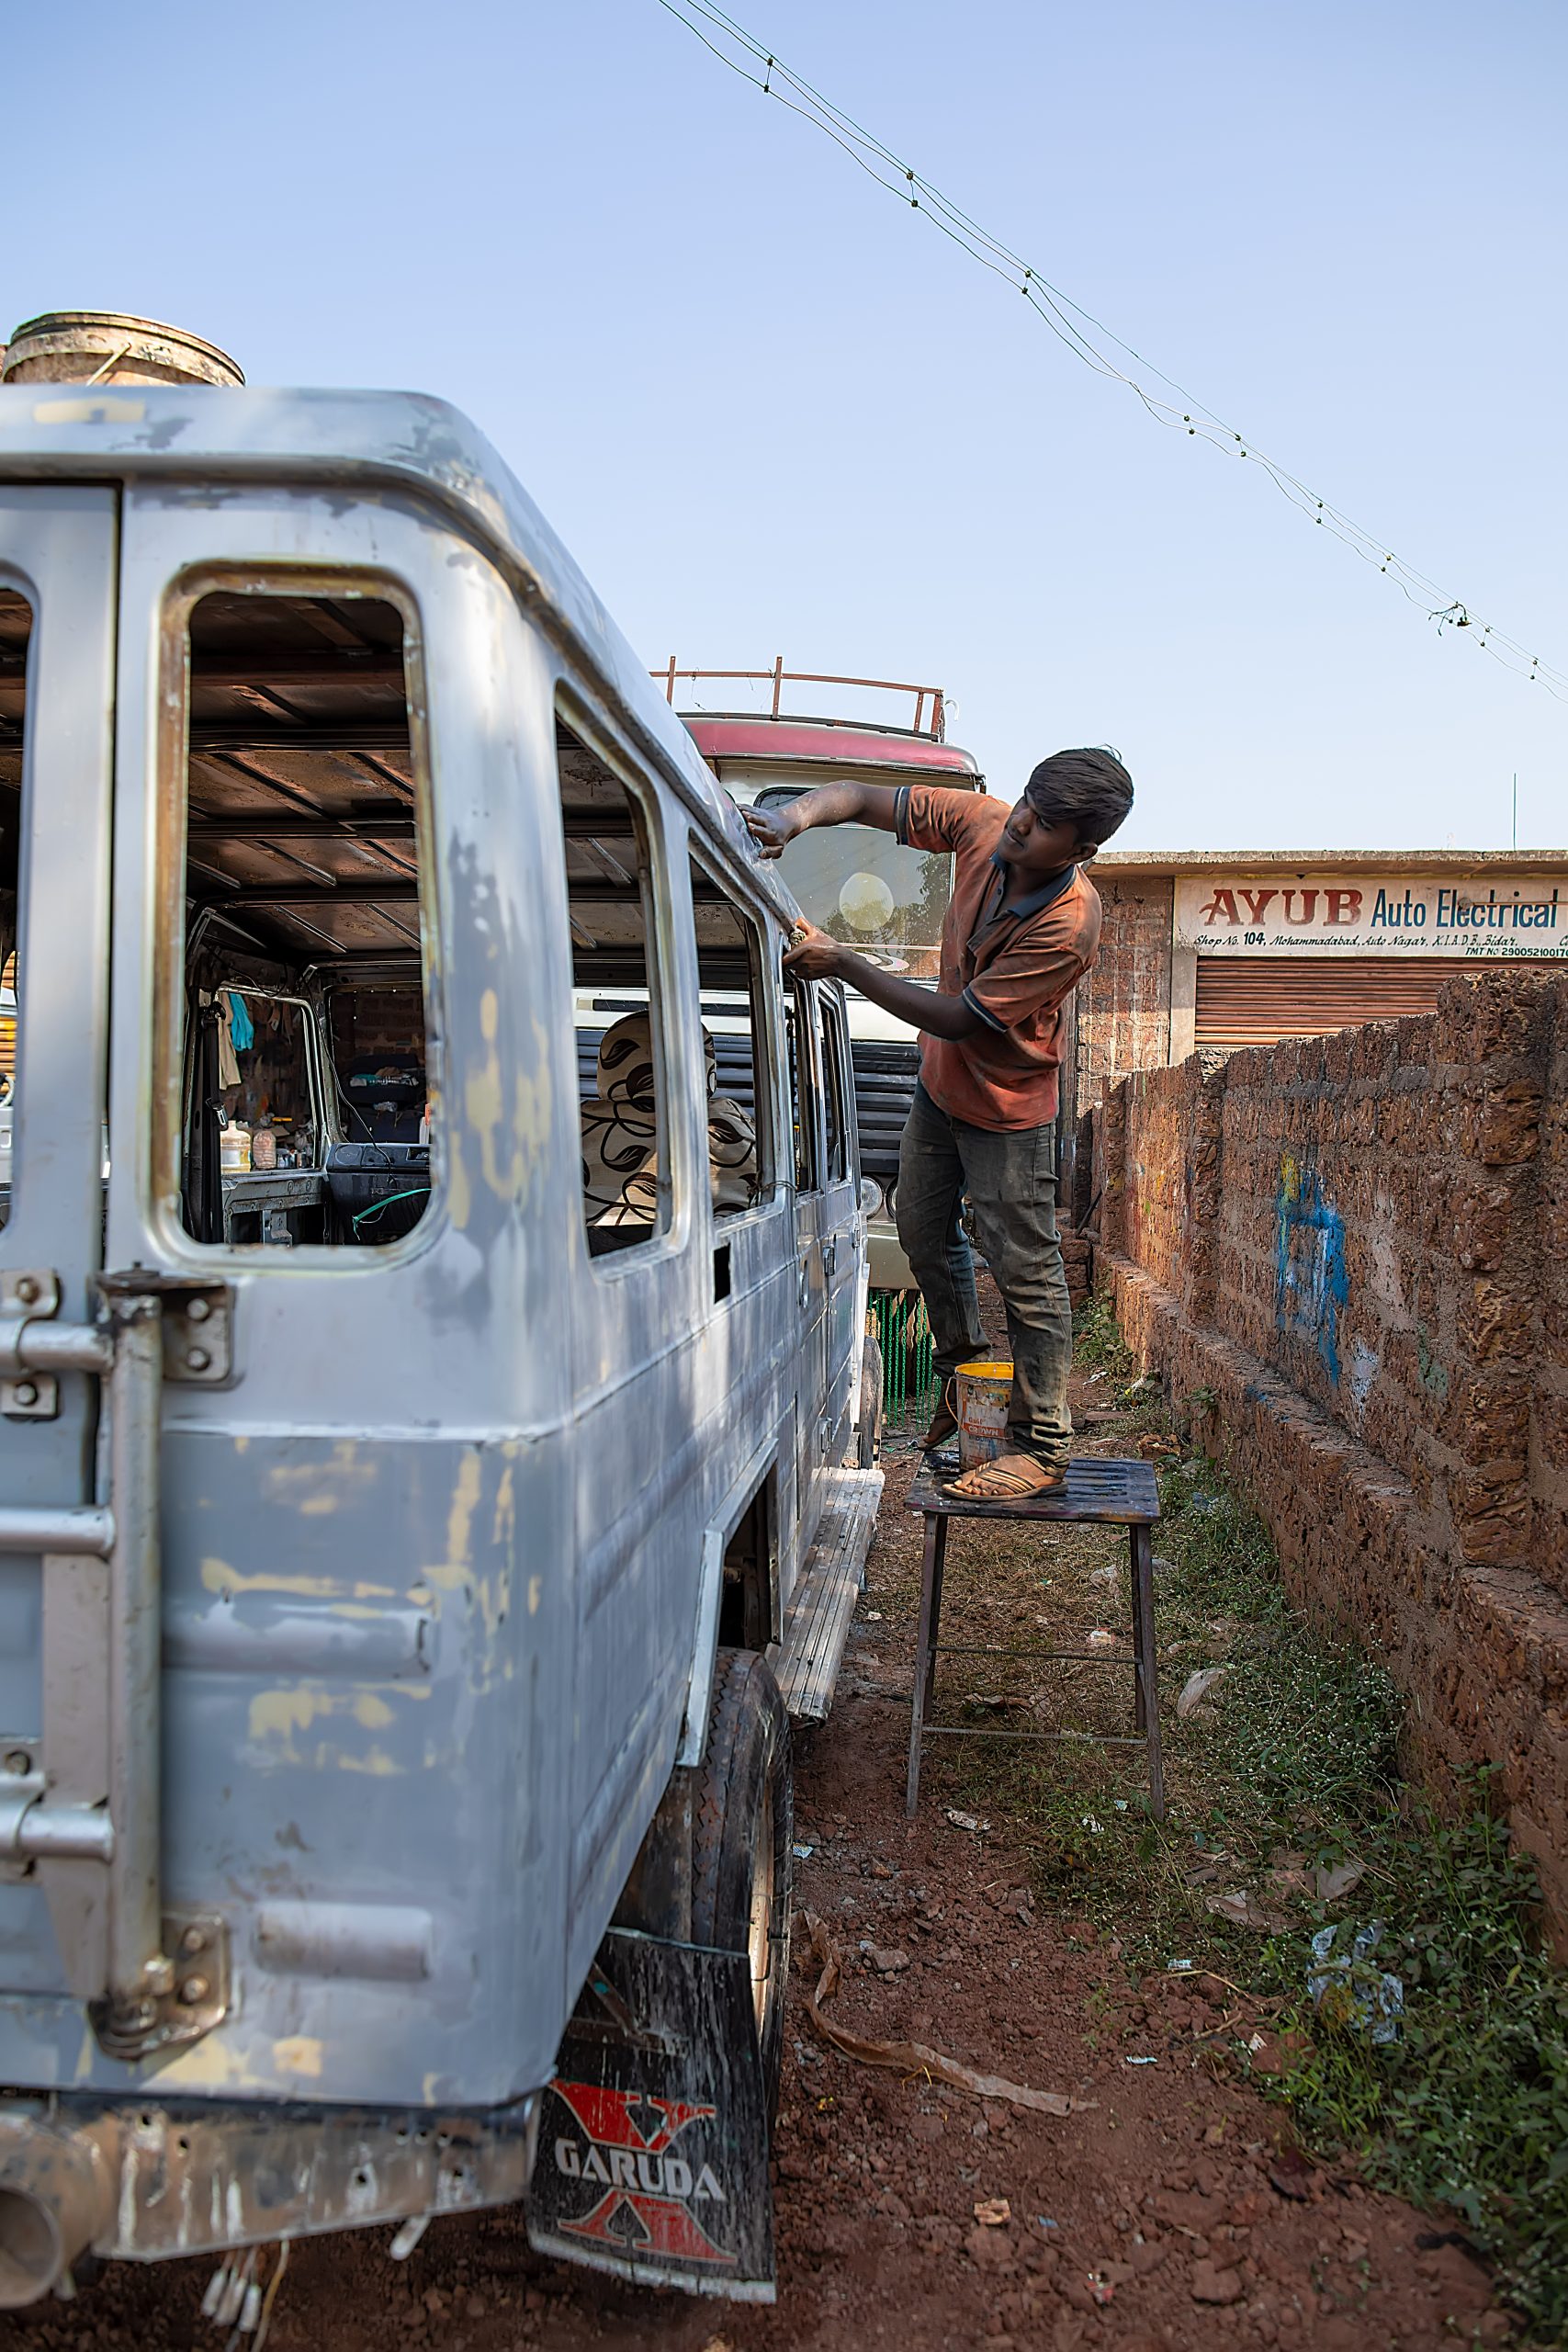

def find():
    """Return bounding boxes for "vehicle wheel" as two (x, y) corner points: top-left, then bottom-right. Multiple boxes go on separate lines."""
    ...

(857, 1331), (885, 1468)
(690, 1650), (794, 2123)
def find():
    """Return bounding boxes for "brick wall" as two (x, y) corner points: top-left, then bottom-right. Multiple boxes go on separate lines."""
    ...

(1539, 1002), (1568, 1586)
(1092, 968), (1568, 1938)
(1074, 875), (1173, 1114)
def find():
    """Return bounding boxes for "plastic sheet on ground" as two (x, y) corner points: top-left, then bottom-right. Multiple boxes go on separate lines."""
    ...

(1307, 1921), (1404, 2043)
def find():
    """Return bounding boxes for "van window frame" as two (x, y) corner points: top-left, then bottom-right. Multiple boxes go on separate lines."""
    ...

(786, 977), (823, 1197)
(687, 842), (784, 1225)
(817, 987), (853, 1186)
(555, 687), (686, 1275)
(150, 562), (443, 1270)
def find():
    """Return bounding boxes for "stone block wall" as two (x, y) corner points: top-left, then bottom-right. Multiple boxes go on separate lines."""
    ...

(1074, 875), (1173, 1114)
(1538, 1002), (1568, 1587)
(1060, 1228), (1092, 1309)
(1091, 968), (1568, 1937)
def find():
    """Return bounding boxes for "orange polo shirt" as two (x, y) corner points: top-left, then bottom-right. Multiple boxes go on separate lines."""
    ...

(896, 784), (1102, 1132)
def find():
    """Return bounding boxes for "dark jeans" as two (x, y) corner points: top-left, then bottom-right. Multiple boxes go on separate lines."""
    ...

(895, 1082), (1073, 1468)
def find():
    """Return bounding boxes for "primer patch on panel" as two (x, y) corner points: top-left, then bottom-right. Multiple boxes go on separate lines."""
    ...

(156, 2034), (262, 2091)
(428, 1450), (483, 1590)
(203, 1556), (394, 1603)
(273, 2036), (324, 2079)
(250, 1686), (329, 1742)
(31, 395), (146, 425)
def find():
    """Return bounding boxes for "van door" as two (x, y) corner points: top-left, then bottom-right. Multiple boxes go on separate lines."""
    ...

(0, 488), (118, 2006)
(549, 697), (711, 1984)
(0, 483), (581, 2110)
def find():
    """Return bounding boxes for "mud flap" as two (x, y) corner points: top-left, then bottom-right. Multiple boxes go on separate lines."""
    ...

(526, 1928), (774, 2302)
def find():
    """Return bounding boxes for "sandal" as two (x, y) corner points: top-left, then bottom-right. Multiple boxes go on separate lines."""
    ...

(920, 1377), (960, 1455)
(943, 1452), (1066, 1501)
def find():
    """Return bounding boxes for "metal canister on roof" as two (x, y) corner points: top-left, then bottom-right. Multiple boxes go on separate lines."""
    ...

(1, 311), (243, 388)
(955, 1360), (1012, 1469)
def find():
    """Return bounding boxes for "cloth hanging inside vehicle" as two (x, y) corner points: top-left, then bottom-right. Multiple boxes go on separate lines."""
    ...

(224, 987), (254, 1054)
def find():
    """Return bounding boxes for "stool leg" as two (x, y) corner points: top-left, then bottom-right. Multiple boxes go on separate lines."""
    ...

(1128, 1525), (1148, 1735)
(1132, 1523), (1166, 1821)
(924, 1516), (948, 1714)
(907, 1513), (944, 1816)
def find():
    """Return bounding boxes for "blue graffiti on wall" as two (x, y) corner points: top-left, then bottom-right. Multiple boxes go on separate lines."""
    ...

(1274, 1155), (1348, 1383)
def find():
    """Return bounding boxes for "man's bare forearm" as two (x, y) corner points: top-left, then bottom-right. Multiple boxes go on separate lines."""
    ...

(788, 780), (900, 834)
(804, 941), (983, 1041)
(745, 779), (901, 858)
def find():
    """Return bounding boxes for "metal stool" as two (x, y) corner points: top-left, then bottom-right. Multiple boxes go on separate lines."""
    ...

(905, 1457), (1165, 1819)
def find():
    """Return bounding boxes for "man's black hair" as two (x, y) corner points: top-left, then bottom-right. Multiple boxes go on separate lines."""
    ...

(1023, 746), (1134, 846)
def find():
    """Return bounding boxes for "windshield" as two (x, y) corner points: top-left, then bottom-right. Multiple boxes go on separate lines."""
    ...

(761, 794), (952, 979)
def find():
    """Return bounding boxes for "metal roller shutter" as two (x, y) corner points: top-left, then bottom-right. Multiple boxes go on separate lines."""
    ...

(1194, 956), (1480, 1050)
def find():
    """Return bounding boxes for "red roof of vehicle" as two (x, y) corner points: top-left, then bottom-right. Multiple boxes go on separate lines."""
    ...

(682, 714), (983, 783)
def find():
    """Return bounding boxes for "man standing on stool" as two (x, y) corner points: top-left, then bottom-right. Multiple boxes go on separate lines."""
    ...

(745, 748), (1134, 1501)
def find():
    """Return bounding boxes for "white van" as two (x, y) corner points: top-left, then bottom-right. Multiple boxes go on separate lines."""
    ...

(0, 386), (881, 2306)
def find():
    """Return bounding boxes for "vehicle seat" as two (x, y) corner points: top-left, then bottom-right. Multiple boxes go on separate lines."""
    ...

(581, 1012), (660, 1227)
(580, 1013), (761, 1229)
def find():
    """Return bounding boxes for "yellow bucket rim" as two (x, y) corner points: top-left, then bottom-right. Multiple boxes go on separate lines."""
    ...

(956, 1360), (1012, 1381)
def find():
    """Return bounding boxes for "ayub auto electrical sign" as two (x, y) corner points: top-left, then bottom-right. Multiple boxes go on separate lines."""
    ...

(1176, 872), (1568, 958)
(527, 1930), (775, 2299)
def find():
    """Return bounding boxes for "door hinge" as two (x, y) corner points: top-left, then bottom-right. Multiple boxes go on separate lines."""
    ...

(89, 1911), (231, 2062)
(97, 1272), (234, 1384)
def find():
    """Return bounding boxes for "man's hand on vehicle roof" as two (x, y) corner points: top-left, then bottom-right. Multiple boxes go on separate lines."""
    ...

(745, 780), (901, 858)
(744, 803), (799, 859)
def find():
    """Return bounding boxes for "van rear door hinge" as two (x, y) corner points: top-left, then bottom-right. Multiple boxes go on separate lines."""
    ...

(96, 1272), (234, 1385)
(89, 1911), (231, 2062)
(0, 1271), (233, 1419)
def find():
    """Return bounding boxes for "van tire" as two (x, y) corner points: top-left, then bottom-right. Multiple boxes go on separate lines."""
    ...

(691, 1650), (794, 2122)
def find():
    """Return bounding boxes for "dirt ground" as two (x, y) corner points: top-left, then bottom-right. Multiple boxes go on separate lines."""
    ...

(6, 1423), (1509, 2352)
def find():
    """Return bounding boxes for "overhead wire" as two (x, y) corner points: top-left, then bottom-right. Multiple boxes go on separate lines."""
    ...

(653, 0), (1567, 702)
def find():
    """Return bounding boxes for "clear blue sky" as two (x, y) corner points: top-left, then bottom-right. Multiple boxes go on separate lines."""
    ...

(7, 0), (1564, 851)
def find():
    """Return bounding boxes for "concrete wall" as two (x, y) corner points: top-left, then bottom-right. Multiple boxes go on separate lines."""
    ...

(1091, 968), (1568, 1934)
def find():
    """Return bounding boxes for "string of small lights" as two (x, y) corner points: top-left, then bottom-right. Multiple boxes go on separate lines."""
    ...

(655, 0), (1568, 702)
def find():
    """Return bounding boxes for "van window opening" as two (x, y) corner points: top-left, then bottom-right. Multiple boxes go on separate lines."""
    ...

(558, 707), (674, 1258)
(172, 588), (433, 1251)
(785, 984), (818, 1193)
(818, 992), (851, 1185)
(688, 848), (777, 1220)
(0, 590), (31, 1230)
(754, 784), (950, 979)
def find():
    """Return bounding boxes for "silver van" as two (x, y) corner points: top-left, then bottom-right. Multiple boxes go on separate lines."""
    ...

(0, 385), (882, 2306)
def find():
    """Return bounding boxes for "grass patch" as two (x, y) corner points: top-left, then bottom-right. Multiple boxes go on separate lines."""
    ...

(923, 1337), (1568, 2341)
(1071, 1294), (1136, 1377)
(1265, 1797), (1568, 2337)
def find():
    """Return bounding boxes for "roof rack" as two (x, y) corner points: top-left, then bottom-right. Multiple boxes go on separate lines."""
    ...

(655, 658), (946, 742)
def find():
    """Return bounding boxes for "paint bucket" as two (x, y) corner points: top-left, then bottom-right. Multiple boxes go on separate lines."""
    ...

(1, 312), (244, 389)
(956, 1359), (1013, 1469)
